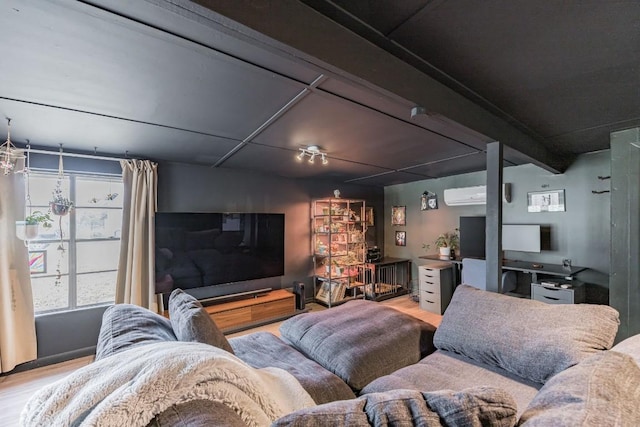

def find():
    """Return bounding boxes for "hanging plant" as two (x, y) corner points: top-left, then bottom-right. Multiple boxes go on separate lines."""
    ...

(50, 183), (74, 216)
(50, 145), (74, 216)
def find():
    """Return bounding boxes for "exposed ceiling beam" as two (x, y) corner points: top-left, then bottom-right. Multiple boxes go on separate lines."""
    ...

(184, 0), (571, 173)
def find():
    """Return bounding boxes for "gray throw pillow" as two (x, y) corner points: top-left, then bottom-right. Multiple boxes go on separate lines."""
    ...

(518, 351), (640, 426)
(434, 285), (620, 384)
(168, 288), (234, 354)
(273, 387), (517, 427)
(95, 304), (177, 360)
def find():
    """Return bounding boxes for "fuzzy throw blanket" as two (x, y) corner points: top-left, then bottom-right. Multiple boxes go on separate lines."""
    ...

(20, 341), (315, 427)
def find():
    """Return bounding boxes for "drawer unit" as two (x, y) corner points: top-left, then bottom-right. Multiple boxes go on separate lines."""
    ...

(418, 262), (454, 314)
(531, 282), (585, 304)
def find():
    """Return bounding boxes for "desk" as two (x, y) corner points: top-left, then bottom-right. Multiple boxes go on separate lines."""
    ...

(418, 255), (586, 286)
(500, 260), (586, 283)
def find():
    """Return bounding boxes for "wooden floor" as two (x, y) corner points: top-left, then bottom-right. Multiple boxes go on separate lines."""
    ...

(0, 294), (440, 426)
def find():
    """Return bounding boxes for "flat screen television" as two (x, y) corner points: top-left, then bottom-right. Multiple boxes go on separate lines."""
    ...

(155, 212), (285, 300)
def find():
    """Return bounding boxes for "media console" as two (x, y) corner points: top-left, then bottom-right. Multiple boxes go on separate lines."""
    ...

(204, 289), (296, 333)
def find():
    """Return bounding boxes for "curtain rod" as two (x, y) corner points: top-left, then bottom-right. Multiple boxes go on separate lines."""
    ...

(26, 147), (127, 163)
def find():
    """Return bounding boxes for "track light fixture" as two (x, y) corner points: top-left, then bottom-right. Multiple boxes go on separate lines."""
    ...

(296, 145), (328, 165)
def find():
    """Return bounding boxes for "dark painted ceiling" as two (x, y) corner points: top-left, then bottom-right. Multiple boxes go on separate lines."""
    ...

(0, 0), (637, 187)
(301, 0), (640, 155)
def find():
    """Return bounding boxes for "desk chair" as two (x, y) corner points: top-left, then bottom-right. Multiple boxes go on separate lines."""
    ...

(461, 258), (516, 293)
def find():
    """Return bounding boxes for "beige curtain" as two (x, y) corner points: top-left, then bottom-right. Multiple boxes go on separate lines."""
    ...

(116, 160), (158, 310)
(0, 169), (37, 373)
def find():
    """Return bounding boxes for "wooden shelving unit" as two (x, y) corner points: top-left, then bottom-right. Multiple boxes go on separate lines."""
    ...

(311, 198), (367, 307)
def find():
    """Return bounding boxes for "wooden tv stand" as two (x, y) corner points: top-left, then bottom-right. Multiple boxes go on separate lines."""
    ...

(204, 289), (296, 332)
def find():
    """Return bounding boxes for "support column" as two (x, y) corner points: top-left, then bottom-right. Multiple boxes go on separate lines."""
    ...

(486, 142), (503, 292)
(610, 128), (640, 341)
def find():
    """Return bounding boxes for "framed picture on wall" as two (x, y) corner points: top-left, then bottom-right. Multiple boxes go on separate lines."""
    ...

(421, 192), (438, 210)
(391, 206), (406, 225)
(395, 231), (406, 246)
(527, 189), (566, 212)
(29, 251), (46, 274)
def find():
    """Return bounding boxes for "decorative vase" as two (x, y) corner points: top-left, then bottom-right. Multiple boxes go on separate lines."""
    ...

(439, 247), (451, 258)
(50, 202), (70, 216)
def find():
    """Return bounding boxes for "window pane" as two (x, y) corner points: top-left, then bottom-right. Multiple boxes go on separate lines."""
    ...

(27, 175), (70, 206)
(28, 172), (123, 314)
(76, 178), (123, 208)
(28, 242), (70, 275)
(32, 275), (69, 312)
(77, 271), (117, 306)
(76, 240), (120, 273)
(76, 208), (122, 239)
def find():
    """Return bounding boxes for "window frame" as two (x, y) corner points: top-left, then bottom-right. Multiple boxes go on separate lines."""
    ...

(27, 170), (123, 315)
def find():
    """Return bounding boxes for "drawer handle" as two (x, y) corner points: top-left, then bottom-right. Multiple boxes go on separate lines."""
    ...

(543, 296), (560, 301)
(425, 300), (435, 304)
(542, 287), (561, 291)
(424, 290), (434, 294)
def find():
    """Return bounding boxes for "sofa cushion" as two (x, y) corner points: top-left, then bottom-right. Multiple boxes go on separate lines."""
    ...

(518, 351), (640, 426)
(361, 350), (541, 417)
(168, 288), (233, 354)
(229, 332), (356, 404)
(279, 299), (436, 390)
(434, 285), (619, 384)
(273, 388), (518, 427)
(611, 333), (640, 366)
(146, 400), (246, 427)
(95, 303), (177, 360)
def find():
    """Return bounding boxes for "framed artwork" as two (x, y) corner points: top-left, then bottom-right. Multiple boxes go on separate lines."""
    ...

(391, 206), (406, 225)
(395, 231), (406, 246)
(421, 192), (438, 210)
(29, 251), (46, 274)
(527, 189), (566, 212)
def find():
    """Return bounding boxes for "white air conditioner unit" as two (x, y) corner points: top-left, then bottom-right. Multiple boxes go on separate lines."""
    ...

(443, 184), (511, 206)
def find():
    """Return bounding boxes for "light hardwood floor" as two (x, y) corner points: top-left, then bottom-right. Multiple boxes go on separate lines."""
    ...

(0, 294), (441, 426)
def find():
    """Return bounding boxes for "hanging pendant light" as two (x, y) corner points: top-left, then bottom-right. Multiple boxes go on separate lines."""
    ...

(0, 118), (25, 175)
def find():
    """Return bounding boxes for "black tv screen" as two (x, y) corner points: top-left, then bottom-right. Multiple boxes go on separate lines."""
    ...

(154, 213), (285, 294)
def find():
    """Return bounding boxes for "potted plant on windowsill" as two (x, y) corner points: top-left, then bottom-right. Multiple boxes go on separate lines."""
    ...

(434, 229), (459, 258)
(16, 210), (53, 240)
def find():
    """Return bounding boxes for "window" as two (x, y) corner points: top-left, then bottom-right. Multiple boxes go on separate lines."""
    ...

(26, 172), (123, 313)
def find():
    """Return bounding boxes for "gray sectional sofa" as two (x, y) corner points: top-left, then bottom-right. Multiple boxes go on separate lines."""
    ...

(21, 286), (640, 426)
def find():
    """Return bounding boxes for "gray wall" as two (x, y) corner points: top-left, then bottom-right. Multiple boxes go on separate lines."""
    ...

(383, 151), (611, 298)
(158, 161), (384, 300)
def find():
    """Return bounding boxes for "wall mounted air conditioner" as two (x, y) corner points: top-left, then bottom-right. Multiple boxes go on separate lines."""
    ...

(443, 184), (511, 206)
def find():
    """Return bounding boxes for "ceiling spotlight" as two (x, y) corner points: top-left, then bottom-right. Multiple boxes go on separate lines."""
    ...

(296, 145), (328, 166)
